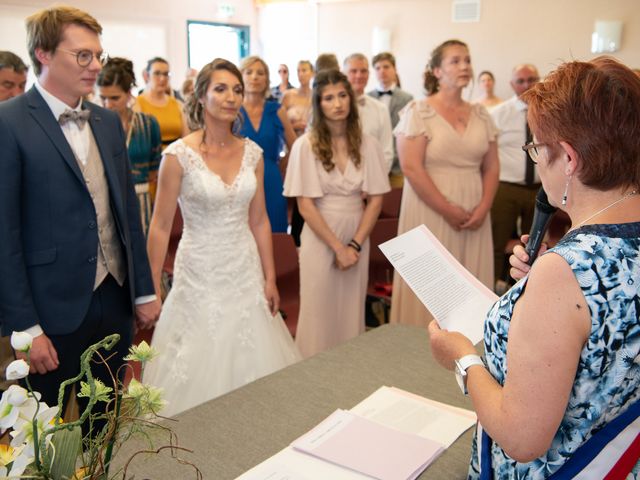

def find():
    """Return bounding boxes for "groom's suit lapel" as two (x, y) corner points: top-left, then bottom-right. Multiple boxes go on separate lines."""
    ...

(26, 87), (85, 187)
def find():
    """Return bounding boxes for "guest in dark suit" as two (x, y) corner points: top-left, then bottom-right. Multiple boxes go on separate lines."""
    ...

(0, 50), (29, 393)
(0, 51), (28, 101)
(367, 52), (413, 187)
(0, 5), (161, 411)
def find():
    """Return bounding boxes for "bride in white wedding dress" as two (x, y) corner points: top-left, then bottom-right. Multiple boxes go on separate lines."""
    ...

(144, 59), (301, 417)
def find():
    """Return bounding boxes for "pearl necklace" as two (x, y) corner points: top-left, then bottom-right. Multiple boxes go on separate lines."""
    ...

(574, 190), (637, 228)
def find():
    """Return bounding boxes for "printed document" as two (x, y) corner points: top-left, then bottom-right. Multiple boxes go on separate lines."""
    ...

(237, 386), (476, 480)
(379, 225), (498, 344)
(350, 386), (476, 447)
(291, 409), (443, 480)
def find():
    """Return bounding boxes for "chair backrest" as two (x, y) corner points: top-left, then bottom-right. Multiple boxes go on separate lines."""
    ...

(368, 218), (399, 284)
(272, 233), (300, 337)
(162, 206), (184, 275)
(272, 233), (299, 278)
(379, 188), (403, 219)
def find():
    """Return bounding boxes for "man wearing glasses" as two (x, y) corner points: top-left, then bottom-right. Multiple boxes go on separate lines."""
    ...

(0, 5), (160, 411)
(489, 64), (541, 292)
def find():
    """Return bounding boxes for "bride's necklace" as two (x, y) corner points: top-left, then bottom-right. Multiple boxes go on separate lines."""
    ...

(201, 130), (231, 152)
(574, 190), (637, 228)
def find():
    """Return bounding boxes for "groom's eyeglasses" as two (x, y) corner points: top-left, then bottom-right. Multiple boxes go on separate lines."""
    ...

(58, 48), (109, 67)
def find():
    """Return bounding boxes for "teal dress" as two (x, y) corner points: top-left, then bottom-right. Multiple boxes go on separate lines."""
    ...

(469, 222), (640, 479)
(127, 112), (161, 234)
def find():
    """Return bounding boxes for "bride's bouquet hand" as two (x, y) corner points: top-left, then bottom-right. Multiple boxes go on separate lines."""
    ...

(264, 280), (280, 316)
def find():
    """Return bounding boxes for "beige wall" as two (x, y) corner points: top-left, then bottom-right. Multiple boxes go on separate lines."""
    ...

(317, 0), (640, 100)
(2, 0), (638, 98)
(0, 0), (257, 87)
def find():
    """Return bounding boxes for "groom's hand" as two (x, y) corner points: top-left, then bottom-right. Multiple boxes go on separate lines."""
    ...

(16, 333), (59, 374)
(135, 298), (162, 330)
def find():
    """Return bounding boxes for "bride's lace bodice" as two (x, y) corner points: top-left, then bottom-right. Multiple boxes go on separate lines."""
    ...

(144, 138), (300, 414)
(163, 138), (266, 300)
(165, 138), (261, 243)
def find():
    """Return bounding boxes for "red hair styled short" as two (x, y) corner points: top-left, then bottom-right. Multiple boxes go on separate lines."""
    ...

(522, 56), (640, 191)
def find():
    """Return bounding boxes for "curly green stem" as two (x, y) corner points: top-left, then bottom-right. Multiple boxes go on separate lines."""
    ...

(37, 334), (121, 476)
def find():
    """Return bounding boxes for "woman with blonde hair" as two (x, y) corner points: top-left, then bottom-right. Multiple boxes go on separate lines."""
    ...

(284, 69), (390, 357)
(144, 58), (300, 417)
(239, 56), (296, 232)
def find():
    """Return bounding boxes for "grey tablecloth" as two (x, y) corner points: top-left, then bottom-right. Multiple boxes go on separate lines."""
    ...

(115, 324), (475, 479)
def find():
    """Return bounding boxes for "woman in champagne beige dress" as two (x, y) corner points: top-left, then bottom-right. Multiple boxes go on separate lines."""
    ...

(284, 70), (390, 358)
(390, 40), (499, 327)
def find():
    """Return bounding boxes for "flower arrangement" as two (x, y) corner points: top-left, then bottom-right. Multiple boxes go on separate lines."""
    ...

(0, 332), (200, 479)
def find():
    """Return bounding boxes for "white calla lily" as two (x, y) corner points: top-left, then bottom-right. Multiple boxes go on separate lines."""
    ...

(7, 449), (32, 477)
(5, 359), (29, 380)
(10, 331), (33, 353)
(10, 405), (58, 457)
(0, 389), (42, 432)
(6, 385), (29, 406)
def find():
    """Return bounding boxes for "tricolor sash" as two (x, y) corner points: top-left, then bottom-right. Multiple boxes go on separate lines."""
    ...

(479, 397), (640, 480)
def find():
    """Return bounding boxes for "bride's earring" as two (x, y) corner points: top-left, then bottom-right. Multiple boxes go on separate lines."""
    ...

(562, 175), (571, 206)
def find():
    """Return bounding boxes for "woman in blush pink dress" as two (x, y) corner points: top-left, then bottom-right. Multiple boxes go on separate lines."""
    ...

(284, 69), (390, 358)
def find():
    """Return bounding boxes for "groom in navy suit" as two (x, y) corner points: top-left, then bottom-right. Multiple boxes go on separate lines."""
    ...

(0, 5), (161, 409)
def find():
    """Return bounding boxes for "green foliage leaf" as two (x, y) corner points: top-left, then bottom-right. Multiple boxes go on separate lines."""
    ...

(49, 426), (83, 480)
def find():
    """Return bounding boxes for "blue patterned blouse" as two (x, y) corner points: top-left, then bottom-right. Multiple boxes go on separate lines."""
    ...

(469, 222), (640, 479)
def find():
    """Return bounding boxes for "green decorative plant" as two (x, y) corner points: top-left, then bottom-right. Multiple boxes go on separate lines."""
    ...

(0, 332), (201, 479)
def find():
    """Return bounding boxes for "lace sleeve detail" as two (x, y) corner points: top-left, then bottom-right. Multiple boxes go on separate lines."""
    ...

(473, 104), (499, 142)
(162, 139), (200, 174)
(393, 100), (437, 140)
(243, 139), (264, 171)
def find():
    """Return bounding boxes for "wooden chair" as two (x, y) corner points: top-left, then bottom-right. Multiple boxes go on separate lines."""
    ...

(272, 233), (300, 337)
(379, 187), (402, 219)
(162, 206), (184, 279)
(366, 218), (399, 326)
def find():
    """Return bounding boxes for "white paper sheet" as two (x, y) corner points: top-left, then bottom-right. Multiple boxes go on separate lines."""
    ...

(290, 409), (442, 480)
(236, 447), (373, 480)
(237, 387), (476, 480)
(350, 386), (476, 448)
(379, 225), (498, 344)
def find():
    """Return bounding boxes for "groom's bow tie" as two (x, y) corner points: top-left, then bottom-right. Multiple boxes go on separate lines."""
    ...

(59, 109), (91, 127)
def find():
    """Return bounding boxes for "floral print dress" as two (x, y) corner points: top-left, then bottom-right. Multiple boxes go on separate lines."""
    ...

(469, 222), (640, 479)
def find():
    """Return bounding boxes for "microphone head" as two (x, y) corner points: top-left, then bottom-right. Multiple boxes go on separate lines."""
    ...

(535, 188), (558, 214)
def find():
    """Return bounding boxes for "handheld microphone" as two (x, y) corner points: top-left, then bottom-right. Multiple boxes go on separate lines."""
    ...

(525, 188), (558, 265)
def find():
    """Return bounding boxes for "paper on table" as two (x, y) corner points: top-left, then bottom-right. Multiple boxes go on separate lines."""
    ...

(237, 386), (474, 480)
(351, 386), (476, 448)
(291, 409), (443, 480)
(236, 447), (373, 480)
(236, 463), (307, 480)
(379, 225), (498, 344)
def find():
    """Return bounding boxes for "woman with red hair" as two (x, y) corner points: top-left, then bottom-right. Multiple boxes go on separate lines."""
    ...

(429, 57), (640, 478)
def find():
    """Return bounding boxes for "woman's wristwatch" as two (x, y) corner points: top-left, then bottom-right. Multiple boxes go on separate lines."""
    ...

(454, 354), (485, 395)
